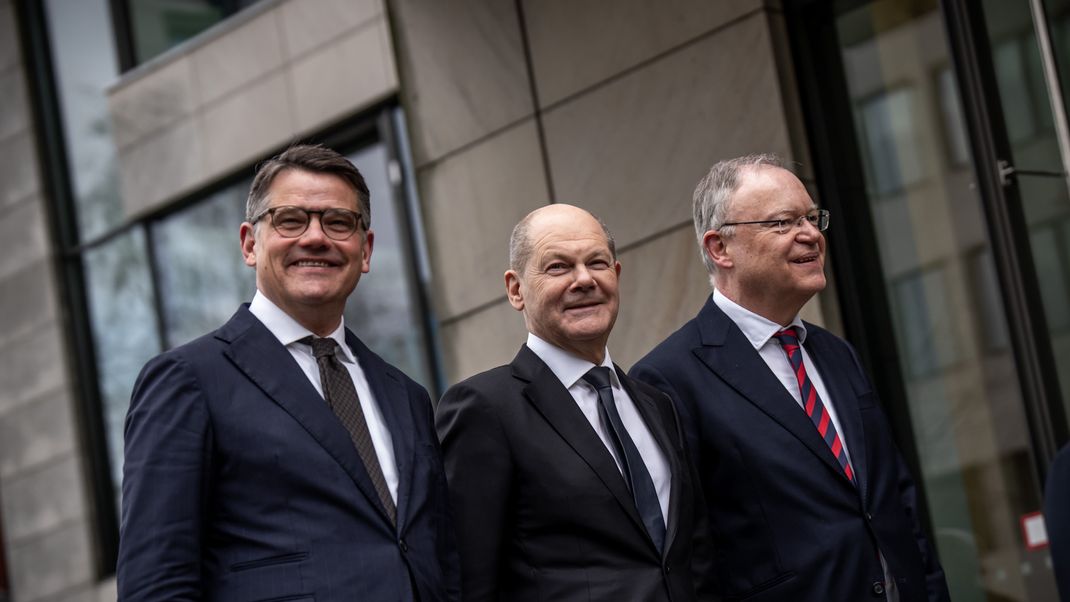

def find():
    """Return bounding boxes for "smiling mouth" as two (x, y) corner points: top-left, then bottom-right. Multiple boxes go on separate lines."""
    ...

(565, 301), (602, 311)
(292, 259), (335, 268)
(792, 254), (819, 264)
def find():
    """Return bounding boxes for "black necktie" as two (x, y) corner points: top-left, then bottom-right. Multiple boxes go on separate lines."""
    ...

(582, 366), (666, 552)
(304, 336), (397, 526)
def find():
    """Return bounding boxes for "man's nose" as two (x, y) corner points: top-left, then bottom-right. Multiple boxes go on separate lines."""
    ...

(299, 214), (330, 244)
(572, 265), (596, 288)
(795, 216), (821, 240)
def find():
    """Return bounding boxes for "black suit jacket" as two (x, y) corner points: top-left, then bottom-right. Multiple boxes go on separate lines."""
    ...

(118, 305), (460, 601)
(435, 345), (714, 602)
(630, 298), (949, 602)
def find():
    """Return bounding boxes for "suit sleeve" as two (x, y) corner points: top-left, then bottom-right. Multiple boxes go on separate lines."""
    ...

(419, 385), (462, 602)
(847, 346), (950, 602)
(435, 382), (512, 602)
(117, 353), (213, 602)
(631, 362), (722, 601)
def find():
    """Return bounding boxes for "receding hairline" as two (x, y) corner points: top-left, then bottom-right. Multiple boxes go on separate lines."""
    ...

(509, 205), (617, 272)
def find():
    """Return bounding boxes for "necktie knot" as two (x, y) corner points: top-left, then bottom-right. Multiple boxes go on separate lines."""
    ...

(302, 336), (338, 361)
(774, 327), (800, 349)
(582, 366), (614, 391)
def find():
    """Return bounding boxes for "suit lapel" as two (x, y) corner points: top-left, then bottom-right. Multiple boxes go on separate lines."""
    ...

(805, 329), (869, 501)
(693, 299), (854, 487)
(218, 307), (394, 527)
(617, 367), (679, 558)
(348, 330), (415, 530)
(512, 347), (650, 542)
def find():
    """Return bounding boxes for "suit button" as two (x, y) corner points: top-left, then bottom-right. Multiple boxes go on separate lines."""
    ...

(872, 581), (885, 596)
(866, 512), (873, 521)
(399, 539), (408, 553)
(664, 565), (671, 574)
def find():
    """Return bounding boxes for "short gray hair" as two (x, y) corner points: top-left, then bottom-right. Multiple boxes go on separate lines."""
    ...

(509, 206), (617, 272)
(692, 153), (784, 273)
(246, 144), (371, 230)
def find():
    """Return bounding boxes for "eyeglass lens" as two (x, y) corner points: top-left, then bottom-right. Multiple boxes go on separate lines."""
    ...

(272, 206), (360, 240)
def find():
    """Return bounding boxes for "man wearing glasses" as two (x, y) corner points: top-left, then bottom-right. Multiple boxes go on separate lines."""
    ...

(631, 155), (950, 601)
(118, 145), (459, 601)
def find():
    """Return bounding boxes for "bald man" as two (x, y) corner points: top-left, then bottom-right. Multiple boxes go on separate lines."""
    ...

(436, 205), (715, 601)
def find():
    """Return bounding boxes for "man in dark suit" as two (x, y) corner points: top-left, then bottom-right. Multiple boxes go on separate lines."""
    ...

(630, 155), (950, 601)
(436, 204), (713, 601)
(118, 144), (459, 601)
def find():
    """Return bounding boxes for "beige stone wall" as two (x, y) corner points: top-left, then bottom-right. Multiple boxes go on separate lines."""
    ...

(390, 0), (828, 382)
(0, 1), (105, 600)
(108, 0), (398, 221)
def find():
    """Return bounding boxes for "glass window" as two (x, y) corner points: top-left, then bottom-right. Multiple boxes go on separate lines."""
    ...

(937, 67), (972, 167)
(44, 0), (123, 241)
(124, 0), (262, 65)
(829, 0), (1059, 598)
(83, 228), (163, 496)
(993, 37), (1039, 143)
(858, 87), (928, 197)
(342, 144), (434, 389)
(153, 181), (253, 347)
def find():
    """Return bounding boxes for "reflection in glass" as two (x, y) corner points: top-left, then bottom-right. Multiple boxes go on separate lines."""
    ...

(44, 0), (123, 241)
(982, 0), (1063, 174)
(84, 229), (162, 498)
(126, 0), (262, 65)
(837, 0), (1058, 599)
(858, 87), (927, 196)
(342, 145), (434, 390)
(1017, 175), (1070, 419)
(153, 181), (253, 346)
(937, 68), (971, 167)
(1003, 0), (1070, 439)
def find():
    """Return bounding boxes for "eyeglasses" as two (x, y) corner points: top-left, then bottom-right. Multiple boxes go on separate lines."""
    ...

(251, 205), (365, 240)
(721, 209), (830, 235)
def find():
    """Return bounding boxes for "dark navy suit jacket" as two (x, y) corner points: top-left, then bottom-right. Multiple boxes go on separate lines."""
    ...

(630, 298), (949, 602)
(117, 305), (460, 601)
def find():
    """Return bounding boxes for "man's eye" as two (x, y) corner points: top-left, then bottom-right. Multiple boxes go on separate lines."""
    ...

(546, 263), (569, 273)
(277, 215), (306, 228)
(589, 260), (610, 269)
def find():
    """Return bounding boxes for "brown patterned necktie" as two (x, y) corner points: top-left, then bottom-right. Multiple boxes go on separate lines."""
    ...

(303, 336), (397, 525)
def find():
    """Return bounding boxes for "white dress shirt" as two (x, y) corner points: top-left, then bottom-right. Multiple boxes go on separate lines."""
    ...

(249, 291), (399, 504)
(713, 289), (852, 466)
(526, 333), (671, 523)
(713, 289), (898, 601)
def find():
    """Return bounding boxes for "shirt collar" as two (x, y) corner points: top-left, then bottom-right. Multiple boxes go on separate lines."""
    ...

(525, 332), (618, 390)
(712, 289), (807, 350)
(248, 290), (355, 363)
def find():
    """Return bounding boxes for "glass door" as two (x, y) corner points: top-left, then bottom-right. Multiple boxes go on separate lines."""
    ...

(788, 0), (1061, 599)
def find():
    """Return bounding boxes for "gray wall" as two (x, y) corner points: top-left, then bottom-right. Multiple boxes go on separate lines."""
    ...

(0, 0), (105, 599)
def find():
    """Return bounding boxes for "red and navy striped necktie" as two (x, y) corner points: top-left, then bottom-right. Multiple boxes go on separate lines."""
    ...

(774, 327), (854, 484)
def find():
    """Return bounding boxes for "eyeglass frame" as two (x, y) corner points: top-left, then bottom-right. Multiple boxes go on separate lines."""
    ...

(250, 205), (367, 241)
(720, 208), (830, 235)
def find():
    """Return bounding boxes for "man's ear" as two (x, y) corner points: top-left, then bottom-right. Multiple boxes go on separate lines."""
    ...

(360, 229), (375, 273)
(505, 270), (524, 311)
(240, 222), (257, 267)
(703, 229), (733, 270)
